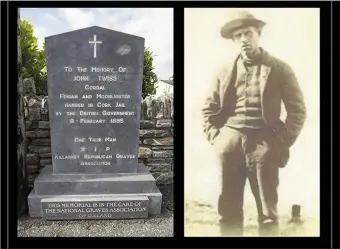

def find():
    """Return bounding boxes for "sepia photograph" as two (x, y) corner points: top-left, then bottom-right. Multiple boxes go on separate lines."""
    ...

(184, 8), (320, 237)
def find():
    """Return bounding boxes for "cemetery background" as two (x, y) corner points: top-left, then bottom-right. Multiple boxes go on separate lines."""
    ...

(17, 8), (174, 237)
(184, 8), (320, 236)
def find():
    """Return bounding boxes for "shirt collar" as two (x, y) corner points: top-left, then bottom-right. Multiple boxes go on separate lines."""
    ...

(240, 47), (263, 66)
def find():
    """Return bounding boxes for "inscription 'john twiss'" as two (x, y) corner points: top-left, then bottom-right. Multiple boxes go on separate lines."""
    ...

(46, 27), (144, 174)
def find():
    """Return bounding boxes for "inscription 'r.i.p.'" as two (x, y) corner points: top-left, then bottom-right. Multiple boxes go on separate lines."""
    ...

(89, 35), (102, 58)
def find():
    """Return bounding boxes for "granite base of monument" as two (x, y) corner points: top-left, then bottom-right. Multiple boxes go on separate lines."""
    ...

(28, 164), (162, 220)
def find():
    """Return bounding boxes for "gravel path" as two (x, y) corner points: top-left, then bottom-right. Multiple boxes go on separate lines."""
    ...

(18, 209), (173, 237)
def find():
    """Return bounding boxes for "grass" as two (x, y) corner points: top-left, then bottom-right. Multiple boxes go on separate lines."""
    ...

(184, 201), (319, 237)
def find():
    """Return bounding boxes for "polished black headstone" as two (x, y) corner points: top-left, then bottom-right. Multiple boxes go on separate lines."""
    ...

(45, 26), (145, 174)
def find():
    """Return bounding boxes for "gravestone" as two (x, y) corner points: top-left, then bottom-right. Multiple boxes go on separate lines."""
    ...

(28, 26), (162, 220)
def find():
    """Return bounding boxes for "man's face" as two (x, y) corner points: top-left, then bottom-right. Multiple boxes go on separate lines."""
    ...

(231, 26), (260, 56)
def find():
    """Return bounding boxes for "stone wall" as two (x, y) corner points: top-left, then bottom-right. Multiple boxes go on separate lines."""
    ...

(17, 9), (29, 216)
(23, 79), (174, 199)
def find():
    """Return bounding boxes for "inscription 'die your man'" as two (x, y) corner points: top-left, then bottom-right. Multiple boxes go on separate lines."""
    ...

(53, 34), (136, 166)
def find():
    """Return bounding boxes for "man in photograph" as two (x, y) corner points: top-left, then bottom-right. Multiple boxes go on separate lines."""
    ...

(202, 10), (306, 236)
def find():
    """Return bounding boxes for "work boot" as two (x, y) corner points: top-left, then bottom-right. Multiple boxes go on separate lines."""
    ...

(258, 219), (279, 236)
(219, 220), (243, 236)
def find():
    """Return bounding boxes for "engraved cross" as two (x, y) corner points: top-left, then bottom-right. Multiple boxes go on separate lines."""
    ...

(89, 35), (102, 58)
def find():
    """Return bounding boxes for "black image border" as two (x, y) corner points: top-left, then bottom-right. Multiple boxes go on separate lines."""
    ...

(3, 1), (335, 248)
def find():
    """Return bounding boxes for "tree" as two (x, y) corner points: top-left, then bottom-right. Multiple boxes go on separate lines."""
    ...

(17, 9), (29, 217)
(143, 47), (158, 98)
(20, 20), (47, 95)
(20, 20), (158, 98)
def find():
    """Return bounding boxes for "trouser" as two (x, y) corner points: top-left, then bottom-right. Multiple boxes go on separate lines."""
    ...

(212, 126), (281, 236)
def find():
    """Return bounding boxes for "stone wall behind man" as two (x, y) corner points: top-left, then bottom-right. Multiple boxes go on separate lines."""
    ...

(23, 78), (174, 206)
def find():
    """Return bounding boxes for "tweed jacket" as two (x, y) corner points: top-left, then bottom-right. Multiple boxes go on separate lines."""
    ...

(202, 48), (306, 166)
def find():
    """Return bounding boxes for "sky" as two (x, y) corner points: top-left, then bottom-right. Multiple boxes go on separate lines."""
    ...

(20, 8), (173, 81)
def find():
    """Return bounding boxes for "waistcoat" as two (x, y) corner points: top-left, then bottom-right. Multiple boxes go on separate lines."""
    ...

(226, 55), (267, 129)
